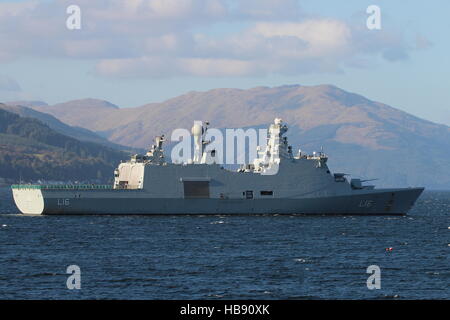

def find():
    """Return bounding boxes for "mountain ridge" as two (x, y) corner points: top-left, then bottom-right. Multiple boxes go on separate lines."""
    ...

(0, 103), (130, 150)
(0, 107), (129, 182)
(11, 84), (450, 189)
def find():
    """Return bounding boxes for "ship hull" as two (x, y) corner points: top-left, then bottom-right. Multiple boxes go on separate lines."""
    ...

(12, 187), (424, 216)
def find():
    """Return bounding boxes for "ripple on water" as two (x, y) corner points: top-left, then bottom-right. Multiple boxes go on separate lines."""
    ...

(0, 188), (449, 299)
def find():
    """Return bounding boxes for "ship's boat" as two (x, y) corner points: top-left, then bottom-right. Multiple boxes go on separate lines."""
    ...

(11, 118), (424, 215)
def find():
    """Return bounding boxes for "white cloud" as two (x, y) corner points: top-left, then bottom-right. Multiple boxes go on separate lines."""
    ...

(181, 58), (258, 76)
(233, 0), (302, 20)
(250, 20), (353, 58)
(0, 0), (428, 78)
(0, 1), (38, 17)
(96, 56), (259, 77)
(415, 34), (433, 50)
(0, 75), (28, 102)
(0, 75), (21, 92)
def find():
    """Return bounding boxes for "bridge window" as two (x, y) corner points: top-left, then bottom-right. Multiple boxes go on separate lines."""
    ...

(260, 191), (273, 196)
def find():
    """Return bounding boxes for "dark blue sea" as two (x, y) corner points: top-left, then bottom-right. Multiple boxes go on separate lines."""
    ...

(0, 186), (448, 299)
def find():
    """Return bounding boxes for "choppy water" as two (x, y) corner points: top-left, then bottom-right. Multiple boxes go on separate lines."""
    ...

(0, 187), (448, 299)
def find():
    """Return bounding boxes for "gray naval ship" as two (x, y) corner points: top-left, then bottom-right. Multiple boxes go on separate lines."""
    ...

(12, 118), (424, 215)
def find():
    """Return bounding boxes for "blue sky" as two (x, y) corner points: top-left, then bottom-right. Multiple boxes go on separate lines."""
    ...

(0, 0), (449, 125)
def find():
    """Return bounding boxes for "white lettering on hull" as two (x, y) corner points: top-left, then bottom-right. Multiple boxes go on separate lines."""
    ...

(57, 199), (70, 206)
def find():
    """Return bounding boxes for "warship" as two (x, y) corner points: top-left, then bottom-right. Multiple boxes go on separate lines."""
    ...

(12, 118), (423, 215)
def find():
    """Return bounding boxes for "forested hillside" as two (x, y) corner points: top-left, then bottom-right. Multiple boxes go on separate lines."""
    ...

(0, 109), (129, 182)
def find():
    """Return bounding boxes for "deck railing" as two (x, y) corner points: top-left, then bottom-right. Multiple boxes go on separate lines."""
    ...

(11, 184), (113, 190)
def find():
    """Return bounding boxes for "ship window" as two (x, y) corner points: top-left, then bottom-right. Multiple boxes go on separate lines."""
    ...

(183, 181), (210, 198)
(118, 181), (128, 188)
(245, 190), (253, 199)
(260, 191), (273, 196)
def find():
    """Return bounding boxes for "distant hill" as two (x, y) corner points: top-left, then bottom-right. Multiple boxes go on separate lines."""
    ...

(24, 85), (450, 189)
(0, 107), (130, 182)
(29, 98), (120, 130)
(6, 100), (48, 107)
(0, 103), (136, 152)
